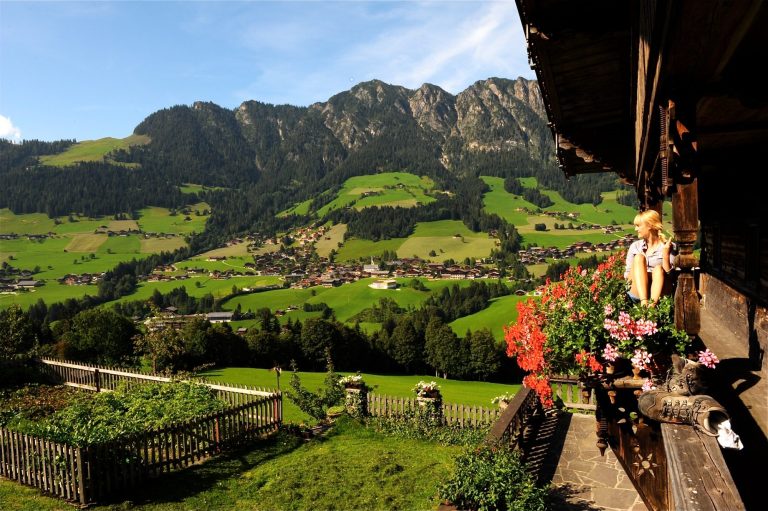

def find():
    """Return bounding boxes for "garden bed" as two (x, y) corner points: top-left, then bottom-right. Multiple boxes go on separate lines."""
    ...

(1, 360), (282, 506)
(1, 382), (228, 445)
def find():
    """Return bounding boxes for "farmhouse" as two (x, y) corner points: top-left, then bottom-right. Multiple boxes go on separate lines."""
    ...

(368, 279), (398, 290)
(15, 280), (42, 289)
(206, 311), (234, 323)
(515, 0), (768, 508)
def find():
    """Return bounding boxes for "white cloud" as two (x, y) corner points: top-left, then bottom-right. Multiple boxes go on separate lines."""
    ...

(0, 115), (22, 143)
(339, 2), (532, 94)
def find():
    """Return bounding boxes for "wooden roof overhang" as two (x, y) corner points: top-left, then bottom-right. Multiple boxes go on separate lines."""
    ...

(516, 0), (768, 205)
(515, 0), (633, 179)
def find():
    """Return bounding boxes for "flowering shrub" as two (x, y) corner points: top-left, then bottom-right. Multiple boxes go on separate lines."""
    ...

(504, 252), (692, 407)
(412, 380), (441, 397)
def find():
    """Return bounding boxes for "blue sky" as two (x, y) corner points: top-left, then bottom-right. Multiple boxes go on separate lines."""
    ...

(0, 0), (533, 143)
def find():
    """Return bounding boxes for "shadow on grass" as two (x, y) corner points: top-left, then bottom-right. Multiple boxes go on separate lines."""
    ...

(101, 430), (305, 507)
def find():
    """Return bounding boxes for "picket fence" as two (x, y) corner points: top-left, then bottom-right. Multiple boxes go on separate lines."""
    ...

(366, 393), (501, 426)
(0, 358), (282, 506)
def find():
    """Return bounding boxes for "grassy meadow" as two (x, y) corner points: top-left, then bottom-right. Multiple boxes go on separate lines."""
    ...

(315, 172), (436, 217)
(277, 197), (313, 217)
(0, 204), (215, 310)
(136, 204), (210, 234)
(108, 275), (283, 306)
(222, 277), (478, 326)
(335, 236), (407, 261)
(201, 366), (521, 423)
(335, 219), (497, 263)
(38, 134), (150, 167)
(0, 417), (464, 511)
(449, 293), (528, 341)
(314, 223), (347, 257)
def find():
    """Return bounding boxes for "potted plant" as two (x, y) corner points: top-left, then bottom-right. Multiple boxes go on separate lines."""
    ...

(491, 393), (515, 410)
(412, 380), (441, 399)
(339, 373), (369, 417)
(504, 252), (693, 408)
(339, 373), (364, 389)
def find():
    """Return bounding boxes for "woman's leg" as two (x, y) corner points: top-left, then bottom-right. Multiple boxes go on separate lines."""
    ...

(650, 265), (667, 303)
(630, 254), (650, 303)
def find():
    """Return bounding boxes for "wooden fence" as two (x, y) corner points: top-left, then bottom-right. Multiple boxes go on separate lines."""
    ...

(366, 394), (501, 426)
(0, 358), (282, 506)
(37, 357), (275, 406)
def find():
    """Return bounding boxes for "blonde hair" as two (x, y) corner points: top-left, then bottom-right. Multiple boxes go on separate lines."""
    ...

(634, 210), (669, 242)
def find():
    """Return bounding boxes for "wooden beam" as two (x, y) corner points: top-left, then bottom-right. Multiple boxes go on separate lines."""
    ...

(662, 424), (745, 511)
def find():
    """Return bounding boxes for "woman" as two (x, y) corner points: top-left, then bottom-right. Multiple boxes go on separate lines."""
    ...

(624, 210), (676, 306)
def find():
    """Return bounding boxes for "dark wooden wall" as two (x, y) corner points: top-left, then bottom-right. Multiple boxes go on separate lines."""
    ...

(697, 154), (767, 372)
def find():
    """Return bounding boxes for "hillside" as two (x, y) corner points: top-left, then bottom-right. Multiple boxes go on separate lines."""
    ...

(0, 77), (625, 250)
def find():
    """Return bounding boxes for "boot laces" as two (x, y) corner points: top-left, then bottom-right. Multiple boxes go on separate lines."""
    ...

(660, 396), (707, 428)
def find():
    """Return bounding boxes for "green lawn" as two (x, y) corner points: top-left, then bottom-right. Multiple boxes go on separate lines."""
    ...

(0, 235), (151, 283)
(397, 220), (496, 262)
(140, 237), (187, 253)
(178, 183), (227, 194)
(201, 367), (520, 424)
(518, 228), (632, 250)
(0, 418), (461, 511)
(174, 255), (255, 272)
(277, 197), (313, 217)
(334, 218), (506, 263)
(0, 209), (58, 235)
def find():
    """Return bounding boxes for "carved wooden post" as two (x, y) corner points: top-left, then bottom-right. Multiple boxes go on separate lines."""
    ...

(672, 182), (700, 336)
(669, 98), (700, 336)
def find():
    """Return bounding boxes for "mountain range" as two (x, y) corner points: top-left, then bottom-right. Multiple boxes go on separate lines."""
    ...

(0, 77), (620, 247)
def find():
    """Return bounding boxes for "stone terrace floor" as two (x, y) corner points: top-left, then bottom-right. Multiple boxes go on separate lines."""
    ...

(525, 411), (648, 511)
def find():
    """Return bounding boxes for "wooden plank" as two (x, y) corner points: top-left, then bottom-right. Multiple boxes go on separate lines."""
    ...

(662, 424), (745, 511)
(76, 447), (86, 506)
(51, 442), (60, 497)
(66, 443), (74, 501)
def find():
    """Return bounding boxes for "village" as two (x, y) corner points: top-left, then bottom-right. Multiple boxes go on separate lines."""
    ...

(0, 222), (636, 296)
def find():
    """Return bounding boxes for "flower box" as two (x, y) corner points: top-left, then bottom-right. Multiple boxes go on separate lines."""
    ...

(504, 252), (693, 408)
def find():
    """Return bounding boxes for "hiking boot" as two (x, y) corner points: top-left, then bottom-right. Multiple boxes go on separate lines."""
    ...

(637, 390), (729, 436)
(664, 354), (709, 396)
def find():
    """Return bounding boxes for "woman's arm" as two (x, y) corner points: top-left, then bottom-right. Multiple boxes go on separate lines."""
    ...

(662, 239), (674, 273)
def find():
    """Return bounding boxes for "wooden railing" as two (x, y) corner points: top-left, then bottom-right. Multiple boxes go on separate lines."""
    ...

(591, 380), (746, 511)
(366, 394), (501, 426)
(484, 387), (541, 449)
(549, 374), (596, 412)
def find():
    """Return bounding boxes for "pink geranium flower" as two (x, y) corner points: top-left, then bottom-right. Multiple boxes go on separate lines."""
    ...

(697, 348), (720, 369)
